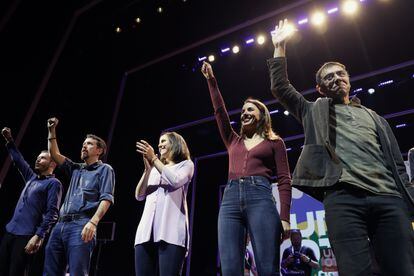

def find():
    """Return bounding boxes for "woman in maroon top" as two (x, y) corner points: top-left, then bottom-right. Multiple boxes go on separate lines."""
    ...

(201, 61), (292, 275)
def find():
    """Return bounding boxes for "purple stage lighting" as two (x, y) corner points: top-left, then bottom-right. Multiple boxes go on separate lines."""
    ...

(327, 7), (339, 14)
(378, 80), (394, 87)
(396, 123), (407, 128)
(298, 18), (308, 25)
(245, 38), (255, 44)
(221, 47), (230, 53)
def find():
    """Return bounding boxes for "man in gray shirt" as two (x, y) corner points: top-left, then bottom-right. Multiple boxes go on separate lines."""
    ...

(268, 19), (414, 275)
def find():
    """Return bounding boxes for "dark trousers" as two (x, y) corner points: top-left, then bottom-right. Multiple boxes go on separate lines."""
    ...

(323, 184), (414, 276)
(43, 219), (96, 276)
(0, 232), (31, 276)
(134, 240), (186, 276)
(218, 176), (282, 276)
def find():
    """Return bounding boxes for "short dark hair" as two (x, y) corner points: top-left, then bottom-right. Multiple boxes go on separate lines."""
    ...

(290, 229), (302, 237)
(315, 61), (347, 86)
(86, 134), (107, 159)
(161, 132), (190, 164)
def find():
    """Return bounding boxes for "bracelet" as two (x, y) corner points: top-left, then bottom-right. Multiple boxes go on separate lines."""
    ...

(48, 137), (56, 140)
(151, 156), (158, 165)
(89, 220), (98, 227)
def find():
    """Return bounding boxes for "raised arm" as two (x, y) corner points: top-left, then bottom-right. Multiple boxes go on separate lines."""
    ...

(409, 148), (414, 183)
(2, 127), (35, 181)
(47, 118), (66, 165)
(201, 61), (237, 147)
(268, 19), (309, 123)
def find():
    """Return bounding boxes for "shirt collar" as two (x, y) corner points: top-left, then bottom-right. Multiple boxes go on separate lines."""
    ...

(81, 160), (103, 170)
(37, 174), (55, 180)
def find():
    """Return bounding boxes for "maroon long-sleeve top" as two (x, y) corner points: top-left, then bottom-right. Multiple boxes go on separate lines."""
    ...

(207, 77), (292, 222)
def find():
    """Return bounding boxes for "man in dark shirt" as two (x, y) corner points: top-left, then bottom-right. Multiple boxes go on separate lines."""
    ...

(0, 127), (62, 276)
(281, 229), (319, 276)
(43, 118), (115, 276)
(268, 19), (414, 275)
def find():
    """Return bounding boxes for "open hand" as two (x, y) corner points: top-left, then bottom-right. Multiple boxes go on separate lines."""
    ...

(136, 140), (156, 162)
(271, 19), (296, 47)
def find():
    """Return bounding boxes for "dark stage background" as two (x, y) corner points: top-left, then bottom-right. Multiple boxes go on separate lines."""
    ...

(1, 0), (413, 275)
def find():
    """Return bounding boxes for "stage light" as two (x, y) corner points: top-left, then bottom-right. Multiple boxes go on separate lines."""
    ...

(157, 6), (163, 13)
(208, 55), (215, 62)
(396, 123), (407, 129)
(232, 45), (240, 54)
(368, 88), (375, 94)
(342, 0), (359, 15)
(135, 17), (141, 23)
(257, 35), (266, 45)
(245, 38), (255, 45)
(378, 80), (394, 87)
(115, 27), (122, 33)
(198, 56), (207, 61)
(284, 110), (289, 116)
(311, 11), (326, 26)
(221, 47), (230, 53)
(270, 109), (279, 114)
(298, 18), (308, 25)
(353, 88), (362, 93)
(327, 7), (339, 14)
(286, 147), (292, 151)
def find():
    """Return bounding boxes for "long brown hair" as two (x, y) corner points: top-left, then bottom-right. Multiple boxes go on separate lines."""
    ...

(240, 98), (279, 141)
(160, 132), (191, 164)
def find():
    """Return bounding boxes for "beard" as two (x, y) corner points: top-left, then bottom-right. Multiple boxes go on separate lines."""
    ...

(81, 151), (89, 160)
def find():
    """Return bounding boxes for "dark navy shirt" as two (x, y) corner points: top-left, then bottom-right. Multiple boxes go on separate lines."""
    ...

(59, 158), (115, 216)
(5, 142), (63, 238)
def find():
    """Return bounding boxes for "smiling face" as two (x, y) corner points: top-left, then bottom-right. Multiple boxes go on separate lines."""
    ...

(240, 102), (261, 130)
(158, 134), (172, 160)
(80, 137), (103, 161)
(317, 64), (351, 103)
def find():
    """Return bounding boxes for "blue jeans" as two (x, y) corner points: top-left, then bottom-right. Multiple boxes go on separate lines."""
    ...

(323, 184), (414, 276)
(135, 240), (186, 276)
(218, 176), (282, 276)
(43, 218), (96, 276)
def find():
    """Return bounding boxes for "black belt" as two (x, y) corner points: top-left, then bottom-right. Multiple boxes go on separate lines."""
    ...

(58, 214), (91, 222)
